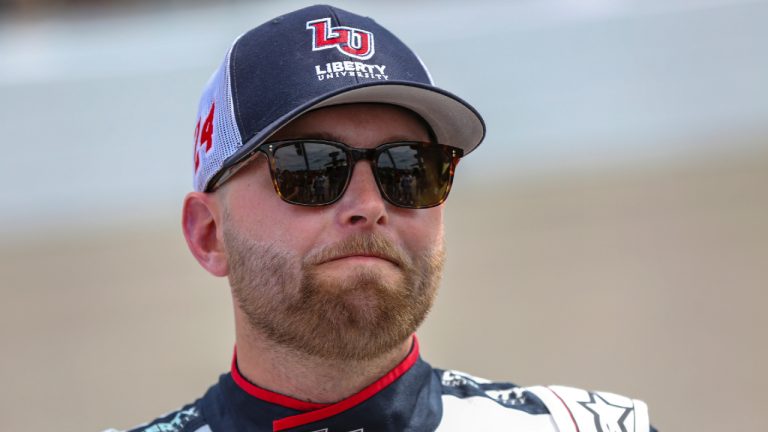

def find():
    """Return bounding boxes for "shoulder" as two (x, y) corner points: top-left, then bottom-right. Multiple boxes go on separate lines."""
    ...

(525, 384), (654, 432)
(435, 369), (656, 432)
(103, 402), (210, 432)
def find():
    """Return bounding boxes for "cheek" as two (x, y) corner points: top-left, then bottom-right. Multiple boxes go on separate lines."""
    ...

(400, 208), (444, 253)
(225, 196), (277, 241)
(228, 194), (333, 257)
(223, 163), (298, 242)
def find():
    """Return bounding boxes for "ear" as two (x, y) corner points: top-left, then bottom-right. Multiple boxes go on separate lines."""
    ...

(182, 192), (228, 277)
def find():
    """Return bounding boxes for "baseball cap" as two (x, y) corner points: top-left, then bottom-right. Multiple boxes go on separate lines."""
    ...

(192, 4), (486, 192)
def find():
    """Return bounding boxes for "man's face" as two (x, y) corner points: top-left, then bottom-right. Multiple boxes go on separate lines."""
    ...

(218, 104), (446, 361)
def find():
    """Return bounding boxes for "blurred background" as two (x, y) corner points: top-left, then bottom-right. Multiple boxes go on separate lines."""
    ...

(1, 0), (766, 430)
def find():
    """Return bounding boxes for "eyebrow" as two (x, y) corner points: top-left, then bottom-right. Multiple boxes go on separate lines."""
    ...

(282, 131), (427, 143)
(294, 131), (344, 142)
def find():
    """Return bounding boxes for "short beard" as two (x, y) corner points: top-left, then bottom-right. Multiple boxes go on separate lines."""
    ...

(224, 223), (444, 362)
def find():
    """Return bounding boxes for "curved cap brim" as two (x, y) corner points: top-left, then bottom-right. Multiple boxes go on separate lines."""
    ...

(311, 82), (485, 154)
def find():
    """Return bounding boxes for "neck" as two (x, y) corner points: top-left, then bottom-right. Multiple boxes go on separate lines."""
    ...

(233, 316), (414, 404)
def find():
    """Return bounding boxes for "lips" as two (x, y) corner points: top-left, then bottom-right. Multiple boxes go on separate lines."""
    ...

(322, 253), (400, 267)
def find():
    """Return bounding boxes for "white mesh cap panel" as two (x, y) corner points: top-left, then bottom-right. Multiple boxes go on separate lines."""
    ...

(193, 45), (243, 192)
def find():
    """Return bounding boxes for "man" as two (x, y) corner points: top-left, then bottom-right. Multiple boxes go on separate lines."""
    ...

(115, 5), (654, 432)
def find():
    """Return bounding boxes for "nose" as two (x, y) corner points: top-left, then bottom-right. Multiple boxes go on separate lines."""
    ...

(336, 161), (388, 227)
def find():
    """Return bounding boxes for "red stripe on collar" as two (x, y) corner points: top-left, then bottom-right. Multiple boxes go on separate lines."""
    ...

(229, 336), (420, 430)
(272, 336), (420, 431)
(231, 347), (330, 411)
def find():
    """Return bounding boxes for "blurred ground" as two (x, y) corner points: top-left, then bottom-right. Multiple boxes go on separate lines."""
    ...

(1, 144), (766, 431)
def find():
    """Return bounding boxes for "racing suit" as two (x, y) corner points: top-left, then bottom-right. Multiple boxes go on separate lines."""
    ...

(112, 339), (655, 432)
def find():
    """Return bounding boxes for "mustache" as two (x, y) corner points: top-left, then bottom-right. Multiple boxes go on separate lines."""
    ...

(304, 232), (411, 268)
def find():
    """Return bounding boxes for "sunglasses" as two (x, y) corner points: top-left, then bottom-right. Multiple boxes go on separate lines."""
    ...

(211, 139), (463, 209)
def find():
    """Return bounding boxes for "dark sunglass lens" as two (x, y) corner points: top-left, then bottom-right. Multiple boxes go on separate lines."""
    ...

(376, 144), (454, 208)
(271, 142), (349, 205)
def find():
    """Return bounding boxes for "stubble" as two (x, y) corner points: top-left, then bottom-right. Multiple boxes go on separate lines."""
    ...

(224, 223), (444, 362)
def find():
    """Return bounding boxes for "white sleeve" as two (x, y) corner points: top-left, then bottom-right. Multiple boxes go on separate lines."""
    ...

(526, 385), (650, 432)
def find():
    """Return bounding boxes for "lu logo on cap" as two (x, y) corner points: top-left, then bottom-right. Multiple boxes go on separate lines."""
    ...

(306, 17), (375, 60)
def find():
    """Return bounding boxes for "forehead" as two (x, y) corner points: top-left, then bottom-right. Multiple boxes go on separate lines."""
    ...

(268, 103), (433, 145)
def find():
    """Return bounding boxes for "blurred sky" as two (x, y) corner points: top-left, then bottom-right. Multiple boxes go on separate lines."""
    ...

(1, 0), (767, 237)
